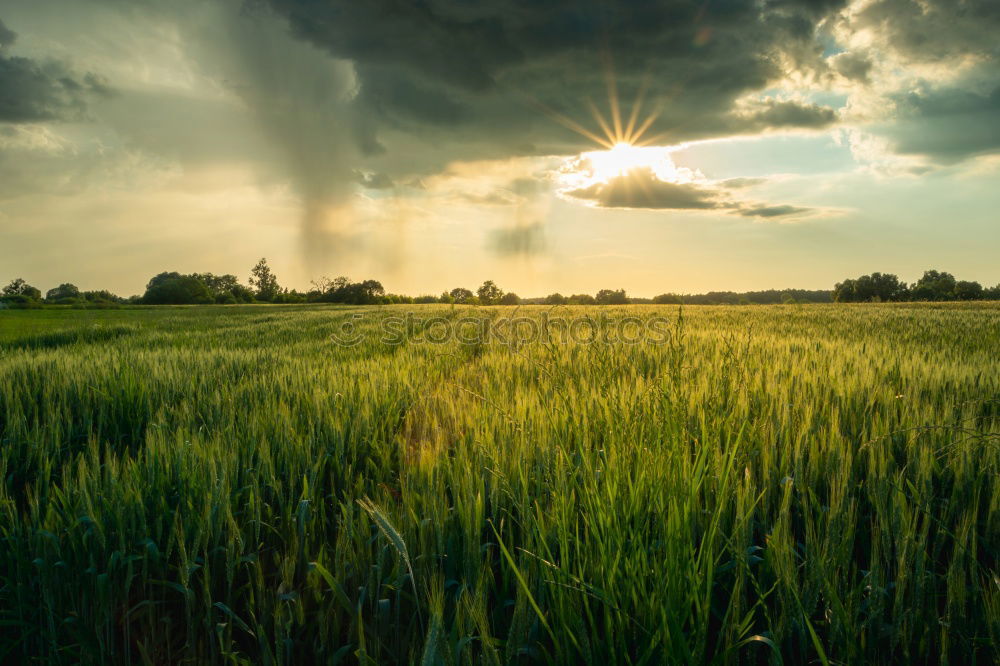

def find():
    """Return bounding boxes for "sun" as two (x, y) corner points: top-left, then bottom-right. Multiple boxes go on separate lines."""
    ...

(587, 142), (660, 181)
(580, 142), (685, 184)
(527, 49), (698, 194)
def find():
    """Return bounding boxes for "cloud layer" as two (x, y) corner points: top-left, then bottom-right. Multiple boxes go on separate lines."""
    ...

(565, 167), (812, 218)
(0, 19), (110, 122)
(2, 0), (1000, 293)
(264, 0), (847, 164)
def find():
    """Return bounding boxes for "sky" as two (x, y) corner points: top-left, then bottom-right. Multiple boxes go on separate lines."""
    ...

(1, 0), (999, 298)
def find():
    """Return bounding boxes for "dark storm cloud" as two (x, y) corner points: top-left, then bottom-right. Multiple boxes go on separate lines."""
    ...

(852, 0), (1000, 63)
(882, 85), (1000, 162)
(0, 19), (110, 123)
(737, 99), (838, 130)
(843, 0), (1000, 163)
(0, 18), (16, 48)
(567, 168), (726, 210)
(831, 51), (873, 84)
(565, 167), (812, 218)
(165, 0), (367, 272)
(265, 0), (850, 162)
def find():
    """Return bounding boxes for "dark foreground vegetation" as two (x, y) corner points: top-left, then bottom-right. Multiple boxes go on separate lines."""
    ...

(3, 262), (998, 309)
(0, 304), (997, 664)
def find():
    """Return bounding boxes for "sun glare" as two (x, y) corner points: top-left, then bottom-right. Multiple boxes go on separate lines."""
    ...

(575, 142), (687, 186)
(531, 51), (699, 195)
(587, 142), (663, 181)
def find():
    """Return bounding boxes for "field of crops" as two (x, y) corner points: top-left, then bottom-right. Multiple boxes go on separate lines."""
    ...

(0, 303), (997, 664)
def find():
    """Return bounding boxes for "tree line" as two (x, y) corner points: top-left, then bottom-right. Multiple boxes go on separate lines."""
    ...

(832, 270), (1000, 302)
(0, 259), (526, 308)
(648, 289), (834, 305)
(2, 261), (998, 309)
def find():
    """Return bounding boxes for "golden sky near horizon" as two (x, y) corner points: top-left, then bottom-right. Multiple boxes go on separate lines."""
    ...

(2, 0), (999, 297)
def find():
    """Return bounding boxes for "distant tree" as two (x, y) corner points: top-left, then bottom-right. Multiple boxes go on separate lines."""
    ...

(310, 276), (333, 295)
(81, 290), (122, 302)
(449, 287), (474, 304)
(544, 293), (567, 305)
(499, 292), (520, 305)
(0, 294), (41, 308)
(77, 290), (125, 308)
(662, 289), (832, 305)
(2, 278), (25, 296)
(313, 278), (386, 304)
(834, 272), (908, 302)
(1, 279), (42, 308)
(2, 278), (42, 301)
(477, 280), (504, 305)
(143, 273), (213, 305)
(232, 285), (255, 303)
(595, 288), (628, 305)
(911, 270), (957, 301)
(414, 295), (438, 304)
(279, 288), (309, 304)
(353, 280), (385, 304)
(567, 293), (596, 305)
(249, 258), (281, 302)
(193, 273), (254, 304)
(832, 279), (858, 303)
(954, 280), (984, 301)
(985, 284), (1000, 301)
(438, 292), (455, 304)
(45, 283), (81, 302)
(144, 272), (183, 296)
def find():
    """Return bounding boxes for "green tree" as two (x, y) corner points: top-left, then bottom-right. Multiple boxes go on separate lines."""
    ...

(2, 278), (42, 301)
(79, 290), (124, 308)
(143, 273), (213, 304)
(312, 277), (385, 304)
(832, 279), (858, 302)
(193, 273), (254, 304)
(833, 272), (908, 302)
(544, 293), (567, 305)
(45, 283), (81, 303)
(567, 293), (596, 305)
(449, 287), (474, 304)
(249, 258), (281, 302)
(911, 270), (957, 301)
(954, 280), (984, 300)
(338, 280), (385, 304)
(595, 288), (628, 305)
(476, 280), (504, 305)
(499, 292), (520, 305)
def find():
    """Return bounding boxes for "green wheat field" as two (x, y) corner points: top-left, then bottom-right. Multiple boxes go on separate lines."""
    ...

(1, 303), (997, 664)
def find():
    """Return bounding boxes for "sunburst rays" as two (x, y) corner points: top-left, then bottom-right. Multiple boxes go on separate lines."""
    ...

(519, 50), (667, 152)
